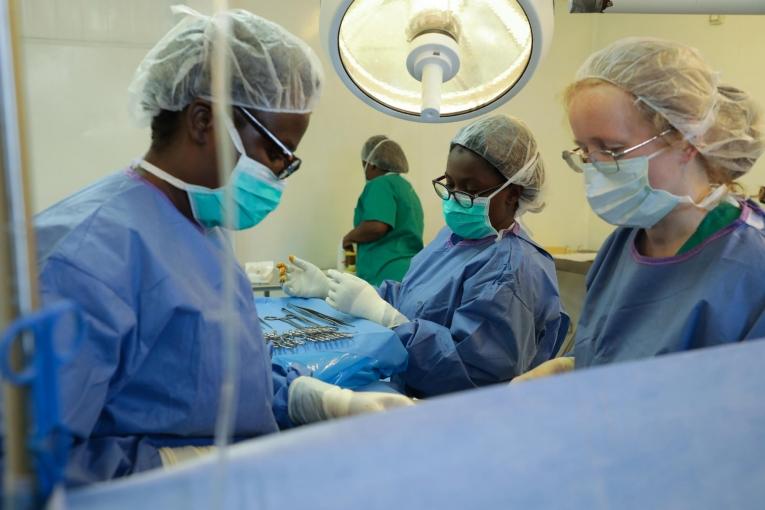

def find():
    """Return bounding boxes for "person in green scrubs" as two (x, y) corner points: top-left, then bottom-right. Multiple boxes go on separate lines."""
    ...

(342, 135), (424, 286)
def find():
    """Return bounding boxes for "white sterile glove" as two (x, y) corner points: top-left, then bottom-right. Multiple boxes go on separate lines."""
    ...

(288, 376), (414, 425)
(325, 269), (409, 328)
(510, 357), (575, 383)
(277, 255), (330, 299)
(159, 446), (215, 467)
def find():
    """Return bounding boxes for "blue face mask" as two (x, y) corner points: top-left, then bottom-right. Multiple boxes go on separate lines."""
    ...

(140, 125), (285, 230)
(442, 178), (513, 239)
(582, 148), (725, 228)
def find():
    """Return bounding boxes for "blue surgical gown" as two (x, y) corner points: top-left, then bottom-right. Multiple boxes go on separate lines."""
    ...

(34, 169), (299, 485)
(379, 225), (569, 397)
(574, 200), (765, 367)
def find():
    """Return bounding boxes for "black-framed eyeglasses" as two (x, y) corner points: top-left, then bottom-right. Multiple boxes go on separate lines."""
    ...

(561, 128), (673, 174)
(237, 107), (301, 180)
(432, 175), (505, 208)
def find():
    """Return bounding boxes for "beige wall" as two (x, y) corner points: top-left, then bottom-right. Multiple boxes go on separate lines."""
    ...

(21, 0), (183, 219)
(20, 1), (765, 268)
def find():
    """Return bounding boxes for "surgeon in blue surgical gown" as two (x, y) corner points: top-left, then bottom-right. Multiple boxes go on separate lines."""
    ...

(33, 7), (411, 485)
(281, 115), (569, 397)
(516, 38), (765, 383)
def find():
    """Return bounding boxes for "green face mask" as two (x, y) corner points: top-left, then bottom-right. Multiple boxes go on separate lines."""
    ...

(441, 178), (513, 239)
(139, 124), (285, 230)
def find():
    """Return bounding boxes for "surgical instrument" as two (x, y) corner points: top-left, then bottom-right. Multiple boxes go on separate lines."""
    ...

(287, 304), (352, 328)
(259, 314), (353, 349)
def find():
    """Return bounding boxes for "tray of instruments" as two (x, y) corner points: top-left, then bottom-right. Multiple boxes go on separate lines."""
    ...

(254, 297), (409, 389)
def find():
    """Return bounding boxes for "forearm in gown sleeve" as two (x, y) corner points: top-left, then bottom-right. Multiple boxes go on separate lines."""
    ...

(271, 355), (310, 429)
(392, 281), (540, 397)
(377, 279), (403, 303)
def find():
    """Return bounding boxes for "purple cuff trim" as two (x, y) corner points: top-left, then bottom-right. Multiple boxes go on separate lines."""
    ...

(124, 167), (142, 181)
(446, 224), (518, 248)
(447, 235), (492, 248)
(124, 166), (205, 232)
(125, 167), (170, 203)
(630, 202), (750, 266)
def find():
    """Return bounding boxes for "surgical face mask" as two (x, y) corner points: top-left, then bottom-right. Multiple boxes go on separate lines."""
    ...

(442, 178), (513, 239)
(440, 153), (539, 240)
(140, 125), (284, 230)
(582, 148), (725, 228)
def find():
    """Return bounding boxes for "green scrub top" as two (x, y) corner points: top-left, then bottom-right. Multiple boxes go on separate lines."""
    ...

(353, 173), (424, 286)
(677, 201), (741, 255)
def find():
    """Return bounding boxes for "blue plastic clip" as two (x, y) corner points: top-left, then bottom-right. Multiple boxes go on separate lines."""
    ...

(0, 300), (84, 497)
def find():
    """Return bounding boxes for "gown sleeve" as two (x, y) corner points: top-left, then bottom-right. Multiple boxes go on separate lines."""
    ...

(392, 268), (566, 397)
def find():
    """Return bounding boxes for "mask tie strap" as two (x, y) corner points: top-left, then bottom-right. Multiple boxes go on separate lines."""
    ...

(138, 160), (193, 191)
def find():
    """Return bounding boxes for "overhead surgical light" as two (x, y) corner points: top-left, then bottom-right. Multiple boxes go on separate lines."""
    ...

(320, 0), (554, 123)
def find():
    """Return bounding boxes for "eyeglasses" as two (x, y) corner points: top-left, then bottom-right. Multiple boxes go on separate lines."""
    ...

(237, 107), (301, 180)
(432, 175), (505, 208)
(561, 128), (673, 174)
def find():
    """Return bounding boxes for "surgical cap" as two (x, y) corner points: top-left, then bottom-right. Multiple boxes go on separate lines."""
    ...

(128, 6), (324, 126)
(361, 135), (409, 174)
(575, 37), (764, 177)
(451, 114), (545, 214)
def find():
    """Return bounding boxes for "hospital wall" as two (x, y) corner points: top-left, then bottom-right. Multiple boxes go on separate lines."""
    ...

(20, 1), (765, 270)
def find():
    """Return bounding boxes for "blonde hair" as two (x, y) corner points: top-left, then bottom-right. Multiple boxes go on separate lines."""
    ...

(565, 78), (747, 191)
(566, 37), (764, 184)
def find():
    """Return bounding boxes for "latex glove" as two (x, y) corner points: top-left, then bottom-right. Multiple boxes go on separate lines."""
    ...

(159, 446), (215, 467)
(325, 269), (408, 328)
(288, 376), (414, 425)
(511, 357), (575, 383)
(277, 255), (330, 299)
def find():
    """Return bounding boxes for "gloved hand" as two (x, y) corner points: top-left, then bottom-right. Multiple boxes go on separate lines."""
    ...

(288, 376), (414, 425)
(325, 269), (408, 328)
(277, 255), (330, 299)
(159, 446), (215, 467)
(510, 357), (575, 383)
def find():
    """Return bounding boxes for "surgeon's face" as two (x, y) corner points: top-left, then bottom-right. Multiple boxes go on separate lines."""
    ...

(198, 105), (310, 188)
(567, 82), (690, 197)
(445, 146), (519, 231)
(235, 109), (311, 178)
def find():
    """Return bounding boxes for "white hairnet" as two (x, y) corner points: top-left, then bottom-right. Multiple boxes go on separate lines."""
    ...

(361, 135), (409, 174)
(451, 114), (545, 215)
(128, 6), (324, 127)
(575, 37), (764, 177)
